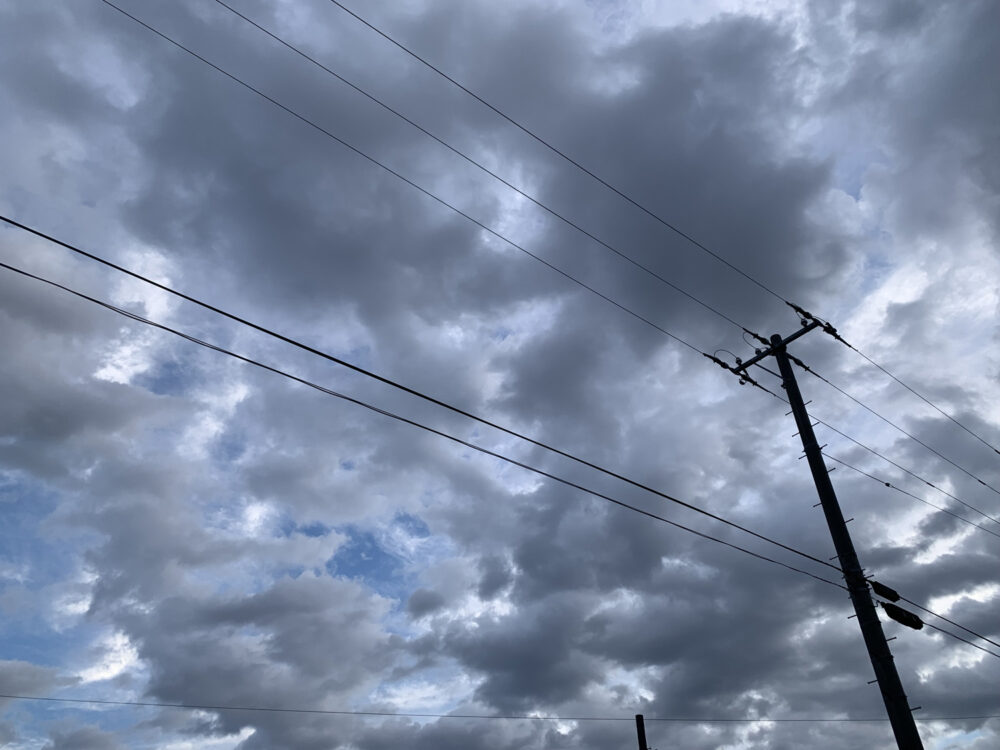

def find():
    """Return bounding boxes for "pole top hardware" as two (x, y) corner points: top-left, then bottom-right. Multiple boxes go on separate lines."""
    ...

(731, 320), (822, 375)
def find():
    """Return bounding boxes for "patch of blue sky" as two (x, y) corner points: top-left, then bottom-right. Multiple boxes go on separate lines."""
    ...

(327, 514), (436, 593)
(491, 326), (513, 342)
(929, 728), (988, 750)
(0, 481), (105, 671)
(392, 512), (430, 539)
(328, 513), (459, 638)
(210, 427), (247, 465)
(276, 515), (332, 539)
(327, 527), (407, 599)
(8, 699), (150, 747)
(132, 356), (199, 397)
(0, 478), (98, 607)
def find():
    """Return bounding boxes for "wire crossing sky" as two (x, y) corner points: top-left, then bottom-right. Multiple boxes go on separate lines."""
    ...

(0, 1), (998, 749)
(324, 0), (1000, 462)
(3, 255), (994, 668)
(204, 0), (1000, 510)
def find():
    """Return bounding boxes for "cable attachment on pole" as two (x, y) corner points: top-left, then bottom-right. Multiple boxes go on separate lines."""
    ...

(702, 353), (764, 389)
(869, 581), (924, 630)
(818, 321), (853, 348)
(785, 300), (815, 324)
(785, 301), (855, 349)
(788, 352), (814, 374)
(880, 601), (925, 631)
(868, 580), (901, 602)
(742, 327), (771, 348)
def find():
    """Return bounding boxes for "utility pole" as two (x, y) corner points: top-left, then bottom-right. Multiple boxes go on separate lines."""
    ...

(734, 323), (924, 750)
(635, 714), (649, 750)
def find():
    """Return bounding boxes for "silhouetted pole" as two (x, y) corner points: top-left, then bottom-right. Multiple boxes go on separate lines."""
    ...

(635, 714), (648, 750)
(770, 332), (923, 750)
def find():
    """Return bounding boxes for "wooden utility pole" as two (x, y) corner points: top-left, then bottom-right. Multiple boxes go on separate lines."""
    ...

(635, 714), (648, 750)
(734, 324), (923, 749)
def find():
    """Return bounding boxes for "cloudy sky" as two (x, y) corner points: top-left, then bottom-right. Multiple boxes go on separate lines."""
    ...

(1, 0), (998, 748)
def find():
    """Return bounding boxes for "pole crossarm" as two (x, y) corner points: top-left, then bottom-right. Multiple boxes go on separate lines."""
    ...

(732, 320), (821, 373)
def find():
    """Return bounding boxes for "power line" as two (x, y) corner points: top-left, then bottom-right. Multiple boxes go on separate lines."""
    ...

(206, 0), (750, 334)
(920, 621), (1000, 659)
(325, 0), (1000, 471)
(821, 452), (1000, 542)
(901, 597), (1000, 651)
(11, 259), (998, 666)
(2, 693), (996, 723)
(0, 259), (846, 591)
(213, 0), (1000, 502)
(0, 217), (835, 576)
(322, 0), (789, 307)
(802, 361), (1000, 512)
(7, 272), (998, 687)
(743, 362), (1000, 531)
(735, 367), (1000, 658)
(97, 0), (1000, 536)
(97, 0), (706, 358)
(826, 329), (1000, 459)
(812, 415), (1000, 527)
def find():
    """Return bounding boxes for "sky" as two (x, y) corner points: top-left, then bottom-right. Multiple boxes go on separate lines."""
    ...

(0, 0), (998, 748)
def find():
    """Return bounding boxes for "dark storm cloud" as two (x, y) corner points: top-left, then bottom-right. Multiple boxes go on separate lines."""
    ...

(0, 0), (998, 748)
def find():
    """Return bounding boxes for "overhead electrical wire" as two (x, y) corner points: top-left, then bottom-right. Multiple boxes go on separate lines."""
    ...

(322, 0), (1000, 462)
(1, 693), (997, 723)
(737, 362), (1000, 539)
(8, 2), (993, 670)
(801, 362), (1000, 507)
(919, 621), (1000, 659)
(98, 0), (1000, 530)
(821, 452), (1000, 542)
(745, 362), (1000, 529)
(900, 597), (1000, 651)
(206, 0), (749, 333)
(321, 0), (787, 307)
(827, 328), (1000, 459)
(0, 259), (846, 591)
(6, 259), (997, 665)
(813, 415), (1000, 527)
(96, 0), (705, 359)
(0, 217), (836, 576)
(203, 0), (1000, 515)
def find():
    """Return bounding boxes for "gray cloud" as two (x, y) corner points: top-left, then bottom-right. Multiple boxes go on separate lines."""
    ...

(0, 0), (997, 748)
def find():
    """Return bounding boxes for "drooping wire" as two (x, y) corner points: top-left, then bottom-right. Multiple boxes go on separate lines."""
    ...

(325, 0), (1000, 471)
(322, 0), (790, 308)
(206, 0), (750, 333)
(737, 369), (1000, 662)
(0, 218), (834, 575)
(814, 416), (1000, 527)
(798, 359), (1000, 510)
(0, 259), (847, 591)
(919, 621), (1000, 660)
(821, 452), (1000, 542)
(790, 306), (1000, 460)
(746, 353), (1000, 529)
(97, 0), (705, 358)
(14, 259), (998, 667)
(99, 0), (1000, 534)
(7, 256), (999, 672)
(900, 597), (1000, 651)
(1, 693), (996, 723)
